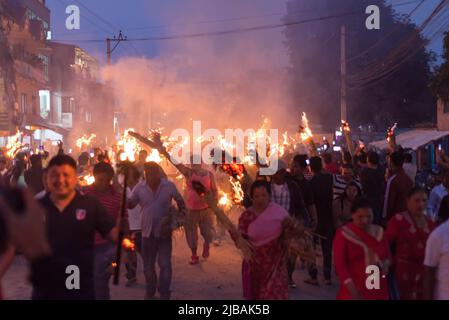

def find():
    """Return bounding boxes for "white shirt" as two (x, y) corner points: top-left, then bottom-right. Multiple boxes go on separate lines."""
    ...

(403, 162), (417, 183)
(424, 220), (449, 300)
(127, 185), (142, 231)
(427, 184), (449, 221)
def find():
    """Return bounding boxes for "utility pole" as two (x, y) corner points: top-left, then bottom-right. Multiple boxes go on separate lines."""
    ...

(340, 25), (347, 123)
(106, 31), (127, 142)
(106, 30), (127, 65)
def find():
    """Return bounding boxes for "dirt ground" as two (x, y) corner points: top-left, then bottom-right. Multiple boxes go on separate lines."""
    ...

(2, 209), (338, 300)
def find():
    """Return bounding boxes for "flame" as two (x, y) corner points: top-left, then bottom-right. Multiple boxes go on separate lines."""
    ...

(5, 131), (24, 159)
(76, 133), (96, 149)
(229, 177), (244, 205)
(117, 129), (140, 162)
(218, 191), (231, 208)
(146, 149), (162, 163)
(341, 120), (351, 132)
(79, 174), (95, 186)
(122, 238), (135, 251)
(299, 112), (313, 141)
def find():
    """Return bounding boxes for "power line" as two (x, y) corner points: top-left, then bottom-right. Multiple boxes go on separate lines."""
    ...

(121, 0), (422, 32)
(49, 8), (387, 43)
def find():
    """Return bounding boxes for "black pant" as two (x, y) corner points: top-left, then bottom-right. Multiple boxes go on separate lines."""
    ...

(287, 254), (297, 280)
(308, 236), (333, 281)
(125, 231), (142, 281)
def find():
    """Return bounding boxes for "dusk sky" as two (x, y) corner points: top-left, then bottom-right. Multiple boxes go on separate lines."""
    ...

(45, 0), (446, 65)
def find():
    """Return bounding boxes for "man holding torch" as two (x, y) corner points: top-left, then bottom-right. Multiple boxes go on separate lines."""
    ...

(127, 162), (186, 300)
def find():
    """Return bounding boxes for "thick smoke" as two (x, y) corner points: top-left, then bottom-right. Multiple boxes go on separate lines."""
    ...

(102, 0), (295, 135)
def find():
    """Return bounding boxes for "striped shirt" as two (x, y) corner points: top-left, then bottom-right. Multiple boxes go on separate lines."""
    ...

(271, 183), (290, 212)
(333, 175), (362, 200)
(83, 185), (123, 245)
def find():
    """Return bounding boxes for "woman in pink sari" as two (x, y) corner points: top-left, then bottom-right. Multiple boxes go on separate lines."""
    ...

(234, 180), (290, 300)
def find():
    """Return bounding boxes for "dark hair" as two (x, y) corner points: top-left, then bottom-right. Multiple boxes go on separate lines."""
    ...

(322, 153), (332, 164)
(48, 154), (77, 170)
(343, 182), (362, 200)
(389, 151), (404, 168)
(438, 194), (449, 224)
(128, 164), (141, 180)
(93, 162), (115, 178)
(342, 163), (354, 170)
(403, 153), (412, 163)
(144, 161), (162, 173)
(292, 154), (308, 169)
(343, 151), (352, 164)
(358, 152), (367, 164)
(407, 187), (427, 198)
(139, 149), (148, 156)
(29, 154), (42, 166)
(351, 197), (373, 214)
(367, 151), (379, 165)
(250, 179), (271, 198)
(78, 152), (89, 166)
(310, 156), (323, 173)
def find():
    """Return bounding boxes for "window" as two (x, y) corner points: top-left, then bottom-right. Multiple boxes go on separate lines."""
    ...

(39, 54), (49, 82)
(445, 102), (449, 114)
(20, 94), (27, 114)
(32, 96), (37, 115)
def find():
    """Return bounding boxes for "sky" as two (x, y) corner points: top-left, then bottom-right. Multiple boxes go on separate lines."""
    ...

(45, 0), (446, 66)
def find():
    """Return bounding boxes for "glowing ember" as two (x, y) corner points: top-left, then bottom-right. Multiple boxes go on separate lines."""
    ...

(122, 238), (135, 251)
(76, 133), (96, 149)
(111, 262), (117, 268)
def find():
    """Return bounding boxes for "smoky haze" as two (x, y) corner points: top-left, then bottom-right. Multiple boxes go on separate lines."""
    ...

(101, 0), (296, 135)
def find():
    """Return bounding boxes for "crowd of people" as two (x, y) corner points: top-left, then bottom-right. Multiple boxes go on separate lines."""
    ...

(0, 141), (449, 301)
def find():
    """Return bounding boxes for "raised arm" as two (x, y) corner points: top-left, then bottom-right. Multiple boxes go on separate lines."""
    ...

(128, 131), (191, 178)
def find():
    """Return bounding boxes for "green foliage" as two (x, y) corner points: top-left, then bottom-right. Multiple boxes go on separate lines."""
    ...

(430, 32), (449, 102)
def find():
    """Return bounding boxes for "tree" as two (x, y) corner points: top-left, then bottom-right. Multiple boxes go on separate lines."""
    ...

(283, 0), (436, 131)
(430, 32), (449, 102)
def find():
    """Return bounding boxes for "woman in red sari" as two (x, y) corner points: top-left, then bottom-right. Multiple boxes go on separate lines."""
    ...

(235, 180), (290, 300)
(385, 187), (435, 300)
(334, 197), (391, 300)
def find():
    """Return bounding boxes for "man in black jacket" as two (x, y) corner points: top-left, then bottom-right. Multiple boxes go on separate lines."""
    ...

(308, 156), (335, 286)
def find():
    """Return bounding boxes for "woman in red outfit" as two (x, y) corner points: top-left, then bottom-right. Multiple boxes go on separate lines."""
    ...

(334, 197), (391, 300)
(385, 187), (435, 300)
(236, 180), (290, 300)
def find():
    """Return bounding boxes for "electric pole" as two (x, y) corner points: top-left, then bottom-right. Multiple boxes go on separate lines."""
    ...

(340, 25), (347, 123)
(106, 30), (127, 65)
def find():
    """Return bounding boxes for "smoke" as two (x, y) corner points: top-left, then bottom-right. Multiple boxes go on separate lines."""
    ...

(102, 0), (295, 135)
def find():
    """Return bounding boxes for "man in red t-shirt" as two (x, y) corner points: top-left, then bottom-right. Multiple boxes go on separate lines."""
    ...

(83, 162), (127, 300)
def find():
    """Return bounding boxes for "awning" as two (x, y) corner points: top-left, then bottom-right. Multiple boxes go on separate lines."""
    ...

(23, 114), (69, 136)
(369, 129), (449, 151)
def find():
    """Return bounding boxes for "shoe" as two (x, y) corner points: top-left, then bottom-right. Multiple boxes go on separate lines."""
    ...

(304, 278), (319, 286)
(213, 239), (222, 247)
(202, 243), (210, 259)
(288, 279), (297, 289)
(126, 278), (137, 287)
(189, 255), (199, 265)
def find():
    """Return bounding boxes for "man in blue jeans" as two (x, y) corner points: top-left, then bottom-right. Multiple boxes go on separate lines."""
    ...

(128, 162), (185, 300)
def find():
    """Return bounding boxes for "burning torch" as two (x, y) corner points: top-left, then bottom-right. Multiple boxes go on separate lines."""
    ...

(299, 113), (318, 157)
(112, 161), (133, 285)
(341, 120), (355, 157)
(387, 123), (398, 151)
